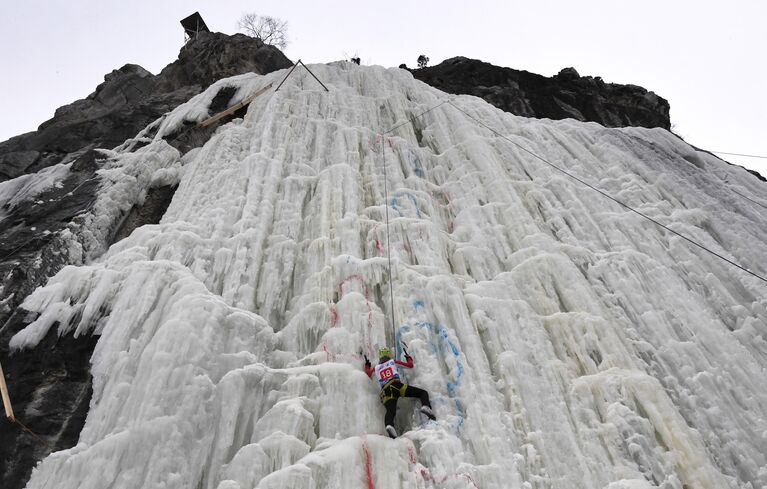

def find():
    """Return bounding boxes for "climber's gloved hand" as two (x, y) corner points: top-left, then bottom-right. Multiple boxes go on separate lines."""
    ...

(405, 354), (412, 362)
(363, 355), (371, 368)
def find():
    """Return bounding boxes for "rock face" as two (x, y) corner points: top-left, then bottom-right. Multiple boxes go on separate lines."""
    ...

(155, 32), (293, 92)
(0, 32), (291, 489)
(411, 56), (671, 130)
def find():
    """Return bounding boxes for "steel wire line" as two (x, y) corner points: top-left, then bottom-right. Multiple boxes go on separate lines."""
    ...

(446, 100), (767, 286)
(380, 97), (767, 286)
(711, 150), (767, 160)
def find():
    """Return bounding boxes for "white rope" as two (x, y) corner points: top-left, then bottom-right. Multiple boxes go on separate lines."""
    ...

(380, 134), (397, 346)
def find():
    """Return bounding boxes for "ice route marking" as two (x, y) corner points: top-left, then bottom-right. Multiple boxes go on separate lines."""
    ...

(362, 437), (375, 489)
(406, 149), (424, 177)
(399, 316), (467, 434)
(390, 191), (422, 218)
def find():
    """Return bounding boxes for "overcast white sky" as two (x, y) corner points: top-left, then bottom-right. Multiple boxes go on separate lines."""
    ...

(1, 0), (765, 176)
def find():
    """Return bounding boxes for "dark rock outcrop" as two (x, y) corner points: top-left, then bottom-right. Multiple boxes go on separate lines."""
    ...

(156, 32), (292, 92)
(0, 309), (98, 489)
(0, 32), (292, 184)
(111, 184), (177, 244)
(411, 57), (671, 130)
(0, 150), (101, 320)
(0, 32), (292, 489)
(0, 32), (291, 321)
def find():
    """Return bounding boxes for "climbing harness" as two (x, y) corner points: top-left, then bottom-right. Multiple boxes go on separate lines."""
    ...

(380, 380), (408, 403)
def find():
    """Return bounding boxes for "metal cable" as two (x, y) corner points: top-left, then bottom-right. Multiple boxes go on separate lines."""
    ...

(446, 100), (767, 286)
(729, 188), (767, 211)
(372, 93), (767, 353)
(711, 150), (767, 160)
(383, 101), (448, 136)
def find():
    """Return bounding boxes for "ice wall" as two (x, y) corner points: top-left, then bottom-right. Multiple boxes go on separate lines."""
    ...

(11, 62), (767, 489)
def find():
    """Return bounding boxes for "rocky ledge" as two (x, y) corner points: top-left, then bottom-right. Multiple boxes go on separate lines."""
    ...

(410, 56), (670, 130)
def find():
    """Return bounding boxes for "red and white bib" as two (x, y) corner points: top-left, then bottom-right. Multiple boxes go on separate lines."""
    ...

(374, 359), (401, 387)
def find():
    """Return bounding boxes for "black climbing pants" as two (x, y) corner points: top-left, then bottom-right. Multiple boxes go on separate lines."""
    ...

(381, 381), (431, 427)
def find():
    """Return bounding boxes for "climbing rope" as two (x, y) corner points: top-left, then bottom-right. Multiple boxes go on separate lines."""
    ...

(376, 99), (450, 347)
(380, 133), (397, 345)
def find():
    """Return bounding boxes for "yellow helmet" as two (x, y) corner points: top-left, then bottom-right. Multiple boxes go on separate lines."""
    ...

(378, 347), (391, 359)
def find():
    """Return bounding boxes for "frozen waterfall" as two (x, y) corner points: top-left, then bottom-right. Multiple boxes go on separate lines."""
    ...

(10, 62), (767, 489)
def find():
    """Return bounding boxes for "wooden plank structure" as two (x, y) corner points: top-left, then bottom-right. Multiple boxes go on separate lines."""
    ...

(180, 12), (210, 41)
(199, 83), (274, 128)
(1, 360), (14, 421)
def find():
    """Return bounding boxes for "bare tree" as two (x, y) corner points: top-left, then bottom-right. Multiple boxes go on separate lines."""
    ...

(237, 13), (288, 49)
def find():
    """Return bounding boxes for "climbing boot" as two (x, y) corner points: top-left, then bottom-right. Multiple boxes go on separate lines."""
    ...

(385, 425), (398, 439)
(420, 406), (436, 420)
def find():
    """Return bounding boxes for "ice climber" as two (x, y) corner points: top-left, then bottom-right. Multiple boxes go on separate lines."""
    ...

(364, 346), (436, 438)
